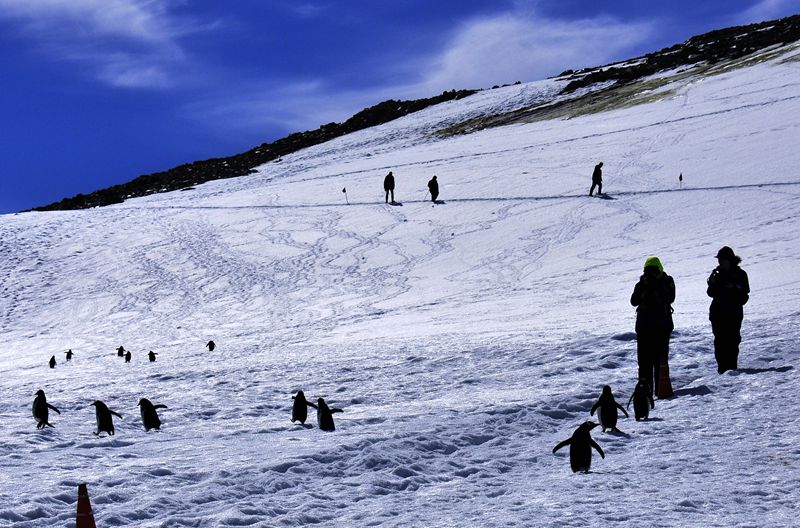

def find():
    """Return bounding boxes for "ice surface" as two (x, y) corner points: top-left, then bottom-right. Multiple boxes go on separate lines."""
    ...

(0, 45), (798, 527)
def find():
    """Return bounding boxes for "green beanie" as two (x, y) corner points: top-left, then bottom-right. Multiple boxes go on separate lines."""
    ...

(644, 256), (663, 272)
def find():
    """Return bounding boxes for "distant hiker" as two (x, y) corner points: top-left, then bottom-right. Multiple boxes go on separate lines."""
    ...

(630, 257), (675, 397)
(679, 173), (683, 188)
(707, 246), (750, 374)
(589, 162), (603, 196)
(65, 349), (74, 361)
(206, 340), (216, 352)
(384, 171), (396, 203)
(428, 176), (439, 202)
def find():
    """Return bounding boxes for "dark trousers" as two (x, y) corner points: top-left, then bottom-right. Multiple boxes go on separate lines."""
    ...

(636, 330), (670, 397)
(431, 191), (439, 202)
(589, 181), (602, 196)
(711, 317), (742, 373)
(385, 189), (394, 203)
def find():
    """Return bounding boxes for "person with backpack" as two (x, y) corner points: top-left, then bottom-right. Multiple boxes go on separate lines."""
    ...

(630, 256), (675, 397)
(427, 175), (439, 202)
(384, 171), (396, 203)
(707, 246), (750, 373)
(589, 162), (603, 196)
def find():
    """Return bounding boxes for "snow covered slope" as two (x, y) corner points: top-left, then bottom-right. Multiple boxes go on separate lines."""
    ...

(1, 44), (799, 527)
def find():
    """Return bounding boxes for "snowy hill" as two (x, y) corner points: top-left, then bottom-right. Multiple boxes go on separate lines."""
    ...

(1, 35), (800, 527)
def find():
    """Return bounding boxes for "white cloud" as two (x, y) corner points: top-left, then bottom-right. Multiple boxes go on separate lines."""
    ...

(0, 0), (208, 88)
(734, 0), (800, 24)
(417, 12), (653, 93)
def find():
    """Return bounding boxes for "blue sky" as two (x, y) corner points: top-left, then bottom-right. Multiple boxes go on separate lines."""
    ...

(0, 0), (797, 213)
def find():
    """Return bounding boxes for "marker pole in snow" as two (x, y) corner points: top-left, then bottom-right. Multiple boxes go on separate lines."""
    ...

(424, 191), (429, 202)
(342, 187), (349, 205)
(76, 483), (97, 528)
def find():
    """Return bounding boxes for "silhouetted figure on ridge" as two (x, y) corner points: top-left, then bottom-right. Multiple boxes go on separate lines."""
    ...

(384, 171), (396, 203)
(589, 162), (603, 196)
(428, 176), (439, 202)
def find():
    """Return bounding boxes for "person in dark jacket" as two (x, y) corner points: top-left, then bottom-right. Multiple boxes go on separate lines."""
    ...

(427, 175), (439, 202)
(384, 171), (395, 203)
(707, 246), (749, 373)
(589, 162), (603, 196)
(630, 256), (675, 397)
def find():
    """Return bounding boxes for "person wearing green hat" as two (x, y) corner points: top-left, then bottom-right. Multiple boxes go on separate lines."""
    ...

(707, 246), (750, 373)
(630, 256), (676, 397)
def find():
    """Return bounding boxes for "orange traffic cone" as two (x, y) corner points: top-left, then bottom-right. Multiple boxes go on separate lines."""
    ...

(76, 483), (97, 528)
(657, 359), (674, 399)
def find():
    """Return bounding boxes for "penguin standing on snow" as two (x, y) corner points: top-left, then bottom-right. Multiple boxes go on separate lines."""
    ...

(90, 400), (123, 436)
(291, 390), (310, 424)
(65, 349), (74, 361)
(206, 340), (216, 352)
(148, 351), (158, 362)
(138, 398), (167, 431)
(627, 379), (655, 421)
(124, 351), (132, 363)
(117, 346), (125, 357)
(591, 385), (629, 432)
(553, 421), (605, 473)
(307, 397), (343, 431)
(48, 356), (56, 368)
(32, 390), (61, 429)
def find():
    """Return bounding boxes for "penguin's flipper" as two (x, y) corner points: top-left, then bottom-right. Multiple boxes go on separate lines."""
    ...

(616, 403), (629, 418)
(649, 394), (655, 409)
(291, 396), (296, 400)
(590, 401), (600, 416)
(552, 439), (571, 454)
(330, 408), (344, 414)
(306, 402), (318, 409)
(153, 404), (168, 410)
(110, 411), (123, 419)
(47, 404), (61, 414)
(627, 393), (634, 410)
(590, 439), (605, 458)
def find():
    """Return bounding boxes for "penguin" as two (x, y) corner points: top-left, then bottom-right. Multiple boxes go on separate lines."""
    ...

(148, 351), (157, 362)
(590, 385), (629, 432)
(291, 390), (310, 424)
(124, 351), (132, 363)
(206, 340), (216, 352)
(138, 398), (167, 431)
(32, 389), (61, 429)
(65, 349), (74, 361)
(48, 356), (56, 368)
(117, 346), (125, 357)
(306, 397), (343, 431)
(90, 400), (123, 436)
(627, 379), (655, 421)
(552, 421), (605, 473)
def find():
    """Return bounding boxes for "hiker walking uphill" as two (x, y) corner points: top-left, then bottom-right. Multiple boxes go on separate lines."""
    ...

(384, 171), (396, 203)
(427, 176), (439, 202)
(589, 162), (603, 196)
(630, 257), (675, 397)
(707, 246), (750, 373)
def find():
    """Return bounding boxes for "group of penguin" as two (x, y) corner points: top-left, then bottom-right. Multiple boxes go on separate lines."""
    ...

(553, 379), (654, 473)
(37, 340), (346, 435)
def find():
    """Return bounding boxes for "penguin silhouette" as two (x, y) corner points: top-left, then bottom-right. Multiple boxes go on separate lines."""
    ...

(48, 356), (56, 368)
(627, 379), (655, 421)
(90, 400), (123, 436)
(32, 390), (61, 429)
(117, 346), (125, 357)
(124, 351), (132, 363)
(206, 340), (216, 352)
(307, 397), (343, 431)
(148, 351), (158, 362)
(553, 421), (605, 473)
(138, 398), (167, 431)
(291, 390), (310, 424)
(65, 349), (74, 361)
(591, 385), (629, 432)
